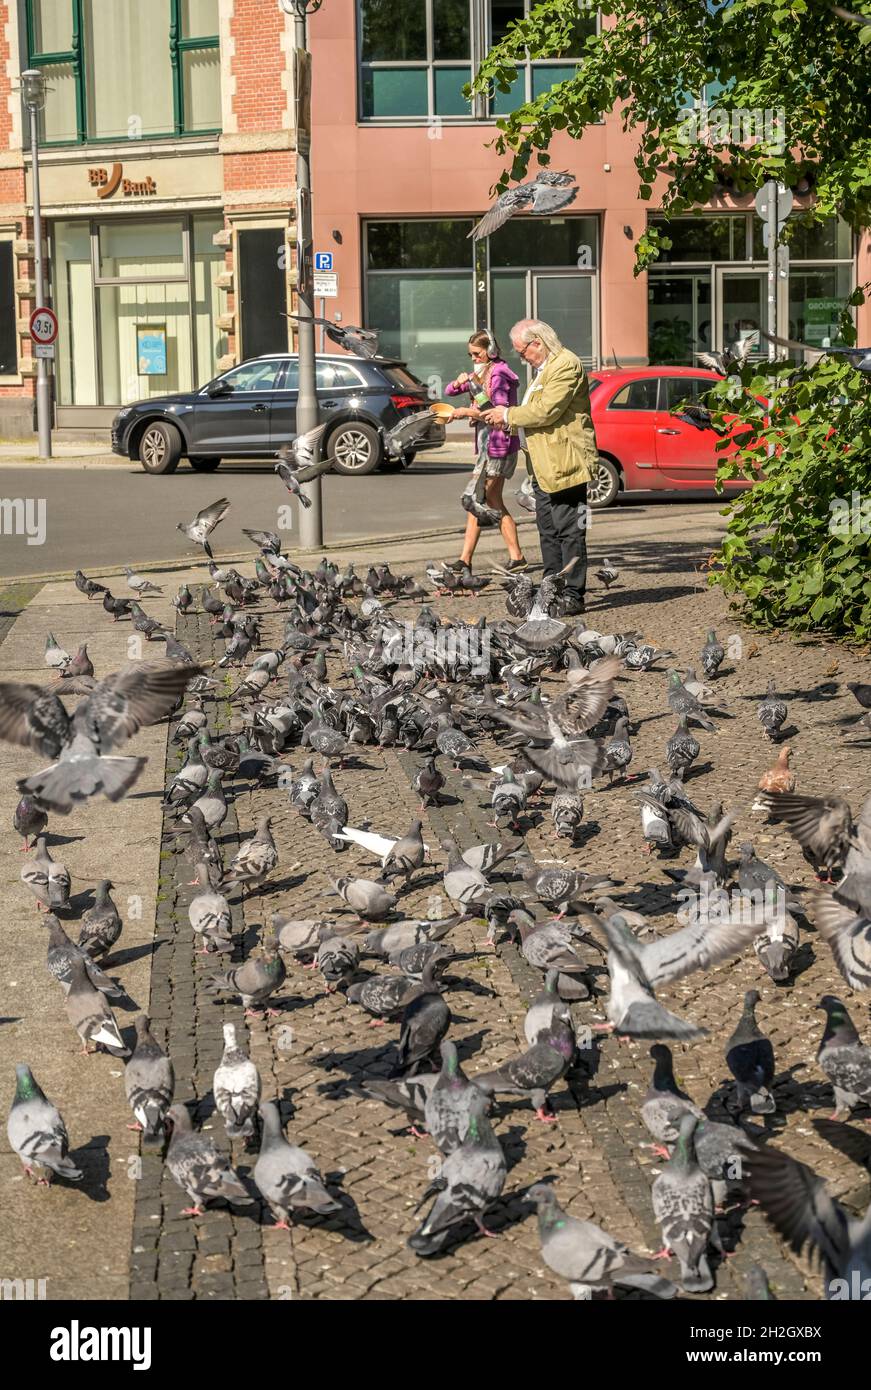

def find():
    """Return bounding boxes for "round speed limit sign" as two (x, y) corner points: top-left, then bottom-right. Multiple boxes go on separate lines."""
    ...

(30, 307), (58, 346)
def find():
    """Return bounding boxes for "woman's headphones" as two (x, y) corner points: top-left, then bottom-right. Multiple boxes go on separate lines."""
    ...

(485, 327), (499, 360)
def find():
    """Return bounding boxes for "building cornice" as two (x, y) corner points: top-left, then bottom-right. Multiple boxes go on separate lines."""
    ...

(219, 130), (297, 155)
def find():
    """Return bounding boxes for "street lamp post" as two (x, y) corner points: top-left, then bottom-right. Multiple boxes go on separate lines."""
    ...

(21, 69), (52, 460)
(280, 0), (322, 548)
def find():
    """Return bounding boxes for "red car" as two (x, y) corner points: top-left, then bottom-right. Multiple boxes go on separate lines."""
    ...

(586, 367), (753, 508)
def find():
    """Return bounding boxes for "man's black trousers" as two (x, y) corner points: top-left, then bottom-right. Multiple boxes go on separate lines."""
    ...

(532, 478), (588, 597)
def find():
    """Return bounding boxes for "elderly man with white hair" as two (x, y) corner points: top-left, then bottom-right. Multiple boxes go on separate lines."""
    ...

(482, 318), (599, 615)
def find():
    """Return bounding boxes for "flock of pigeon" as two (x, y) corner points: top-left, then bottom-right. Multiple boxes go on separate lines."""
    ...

(5, 479), (871, 1299)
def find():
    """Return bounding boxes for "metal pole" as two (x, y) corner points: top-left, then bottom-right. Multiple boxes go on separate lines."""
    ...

(29, 102), (52, 459)
(766, 187), (778, 363)
(292, 6), (322, 548)
(318, 296), (325, 353)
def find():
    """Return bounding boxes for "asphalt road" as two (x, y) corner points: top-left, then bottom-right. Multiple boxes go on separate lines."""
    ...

(0, 452), (729, 578)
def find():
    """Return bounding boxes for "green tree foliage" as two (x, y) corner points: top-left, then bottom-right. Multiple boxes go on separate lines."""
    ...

(704, 292), (871, 639)
(471, 0), (871, 265)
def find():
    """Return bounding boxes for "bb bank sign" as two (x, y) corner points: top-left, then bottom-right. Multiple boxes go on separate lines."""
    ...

(87, 163), (158, 199)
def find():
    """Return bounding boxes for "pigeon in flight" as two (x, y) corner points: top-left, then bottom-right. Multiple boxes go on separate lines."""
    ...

(276, 426), (336, 490)
(745, 1142), (871, 1296)
(383, 411), (439, 462)
(833, 4), (871, 25)
(761, 327), (871, 371)
(470, 171), (579, 241)
(0, 660), (203, 814)
(286, 313), (379, 358)
(176, 498), (231, 560)
(696, 337), (753, 375)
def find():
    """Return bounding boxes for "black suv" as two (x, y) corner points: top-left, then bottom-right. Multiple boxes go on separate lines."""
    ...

(111, 354), (445, 476)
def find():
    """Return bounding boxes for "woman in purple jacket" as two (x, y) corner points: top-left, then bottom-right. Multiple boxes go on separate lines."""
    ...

(443, 330), (527, 572)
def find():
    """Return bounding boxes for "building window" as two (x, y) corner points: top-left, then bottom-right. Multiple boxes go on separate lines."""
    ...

(647, 213), (855, 364)
(488, 1), (595, 114)
(364, 215), (599, 386)
(359, 0), (473, 119)
(366, 219), (476, 385)
(26, 0), (220, 145)
(52, 213), (225, 406)
(357, 1), (596, 120)
(0, 241), (17, 375)
(489, 215), (599, 371)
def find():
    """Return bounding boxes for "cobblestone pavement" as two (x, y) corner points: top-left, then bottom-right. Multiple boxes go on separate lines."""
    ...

(126, 530), (868, 1302)
(2, 522), (870, 1301)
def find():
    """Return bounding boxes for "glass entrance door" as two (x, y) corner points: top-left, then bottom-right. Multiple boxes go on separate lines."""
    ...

(532, 274), (595, 366)
(648, 273), (711, 365)
(716, 269), (767, 358)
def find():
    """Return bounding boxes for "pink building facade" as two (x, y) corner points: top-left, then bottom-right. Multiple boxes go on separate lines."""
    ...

(309, 2), (870, 391)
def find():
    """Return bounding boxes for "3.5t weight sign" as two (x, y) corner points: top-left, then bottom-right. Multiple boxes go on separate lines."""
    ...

(30, 308), (58, 346)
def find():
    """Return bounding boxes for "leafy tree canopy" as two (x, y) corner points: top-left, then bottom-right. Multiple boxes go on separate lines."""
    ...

(470, 0), (871, 270)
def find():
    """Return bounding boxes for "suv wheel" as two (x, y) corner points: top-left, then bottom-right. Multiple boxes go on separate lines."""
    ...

(138, 421), (182, 475)
(329, 421), (382, 476)
(587, 456), (620, 509)
(189, 456), (221, 472)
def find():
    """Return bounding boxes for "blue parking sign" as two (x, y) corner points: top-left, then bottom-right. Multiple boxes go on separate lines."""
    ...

(315, 252), (333, 271)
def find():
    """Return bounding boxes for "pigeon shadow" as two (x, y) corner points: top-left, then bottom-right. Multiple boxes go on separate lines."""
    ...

(813, 1116), (871, 1170)
(441, 974), (498, 1002)
(311, 1039), (396, 1082)
(683, 760), (716, 781)
(106, 941), (158, 970)
(73, 1133), (112, 1202)
(300, 1175), (374, 1243)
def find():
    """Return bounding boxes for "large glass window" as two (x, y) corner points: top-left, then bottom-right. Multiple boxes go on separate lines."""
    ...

(365, 216), (600, 383)
(648, 273), (712, 365)
(369, 274), (475, 391)
(83, 1), (174, 140)
(367, 219), (473, 270)
(359, 0), (472, 119)
(99, 280), (193, 404)
(789, 266), (854, 347)
(54, 221), (97, 404)
(489, 1), (595, 115)
(27, 0), (220, 145)
(489, 215), (599, 268)
(366, 218), (474, 384)
(357, 1), (596, 120)
(194, 214), (226, 389)
(649, 216), (746, 262)
(0, 242), (16, 376)
(648, 214), (855, 364)
(98, 220), (186, 280)
(490, 221), (599, 371)
(52, 213), (225, 406)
